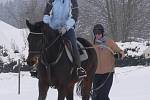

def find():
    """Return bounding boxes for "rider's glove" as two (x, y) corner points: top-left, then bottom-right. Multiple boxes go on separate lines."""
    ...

(43, 15), (50, 24)
(60, 27), (67, 35)
(65, 18), (75, 30)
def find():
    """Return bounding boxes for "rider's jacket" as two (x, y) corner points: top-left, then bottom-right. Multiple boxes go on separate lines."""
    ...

(43, 0), (78, 30)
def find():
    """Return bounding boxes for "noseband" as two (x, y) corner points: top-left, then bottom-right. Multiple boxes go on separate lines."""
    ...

(28, 32), (44, 55)
(28, 31), (64, 66)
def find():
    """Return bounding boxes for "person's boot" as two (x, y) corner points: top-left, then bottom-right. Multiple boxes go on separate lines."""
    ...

(73, 48), (87, 79)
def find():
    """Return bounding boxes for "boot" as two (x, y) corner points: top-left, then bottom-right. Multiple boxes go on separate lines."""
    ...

(64, 29), (87, 79)
(73, 47), (87, 79)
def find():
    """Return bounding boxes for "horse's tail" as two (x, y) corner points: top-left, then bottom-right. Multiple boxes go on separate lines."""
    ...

(76, 37), (97, 97)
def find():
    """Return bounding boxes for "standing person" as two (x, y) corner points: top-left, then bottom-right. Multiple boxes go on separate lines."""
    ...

(92, 24), (125, 100)
(42, 0), (87, 79)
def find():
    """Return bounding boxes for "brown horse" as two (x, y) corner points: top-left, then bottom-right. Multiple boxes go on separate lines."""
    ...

(26, 20), (97, 100)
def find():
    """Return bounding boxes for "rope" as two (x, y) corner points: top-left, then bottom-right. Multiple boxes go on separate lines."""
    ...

(90, 43), (115, 97)
(45, 34), (62, 50)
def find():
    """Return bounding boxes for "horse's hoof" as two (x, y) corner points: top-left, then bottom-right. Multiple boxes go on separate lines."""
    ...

(30, 71), (38, 78)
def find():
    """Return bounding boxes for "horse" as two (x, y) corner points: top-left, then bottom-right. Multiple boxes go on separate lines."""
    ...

(26, 20), (97, 100)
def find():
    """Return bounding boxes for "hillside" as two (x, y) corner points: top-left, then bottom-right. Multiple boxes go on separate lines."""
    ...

(0, 20), (28, 62)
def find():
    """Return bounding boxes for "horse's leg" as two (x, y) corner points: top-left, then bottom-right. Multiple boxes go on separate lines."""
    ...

(57, 86), (74, 100)
(81, 79), (92, 100)
(66, 85), (74, 100)
(57, 87), (65, 100)
(38, 79), (49, 100)
(38, 64), (49, 100)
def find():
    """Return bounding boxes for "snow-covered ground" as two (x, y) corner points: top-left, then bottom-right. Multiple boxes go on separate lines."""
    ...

(0, 20), (150, 100)
(0, 66), (150, 100)
(0, 20), (28, 62)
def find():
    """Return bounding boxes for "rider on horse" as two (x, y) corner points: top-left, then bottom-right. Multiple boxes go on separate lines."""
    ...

(42, 0), (86, 79)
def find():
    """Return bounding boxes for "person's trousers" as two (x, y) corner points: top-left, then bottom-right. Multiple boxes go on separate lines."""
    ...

(63, 28), (81, 67)
(92, 72), (114, 100)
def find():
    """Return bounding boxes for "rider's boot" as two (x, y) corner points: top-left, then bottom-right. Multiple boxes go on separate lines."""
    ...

(63, 29), (87, 79)
(73, 46), (87, 79)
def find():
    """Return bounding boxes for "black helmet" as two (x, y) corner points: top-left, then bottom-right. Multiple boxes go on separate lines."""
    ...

(93, 24), (104, 36)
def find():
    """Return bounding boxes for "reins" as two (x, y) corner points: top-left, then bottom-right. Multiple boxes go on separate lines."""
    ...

(29, 51), (41, 54)
(90, 42), (115, 97)
(45, 33), (62, 50)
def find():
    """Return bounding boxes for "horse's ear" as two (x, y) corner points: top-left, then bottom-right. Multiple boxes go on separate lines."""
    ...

(26, 19), (31, 28)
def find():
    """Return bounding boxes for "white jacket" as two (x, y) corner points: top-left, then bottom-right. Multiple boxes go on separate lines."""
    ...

(43, 0), (75, 30)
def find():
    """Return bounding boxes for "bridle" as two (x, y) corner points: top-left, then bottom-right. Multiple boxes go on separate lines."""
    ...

(29, 51), (42, 54)
(28, 31), (64, 66)
(28, 32), (44, 52)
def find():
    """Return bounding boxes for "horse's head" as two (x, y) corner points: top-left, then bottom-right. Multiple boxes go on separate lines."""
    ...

(26, 20), (44, 33)
(26, 20), (44, 66)
(26, 20), (62, 65)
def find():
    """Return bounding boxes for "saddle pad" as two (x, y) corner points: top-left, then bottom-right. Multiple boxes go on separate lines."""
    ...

(65, 40), (88, 62)
(77, 41), (88, 61)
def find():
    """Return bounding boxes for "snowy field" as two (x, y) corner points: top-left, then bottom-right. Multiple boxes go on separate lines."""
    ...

(0, 20), (150, 100)
(0, 65), (150, 100)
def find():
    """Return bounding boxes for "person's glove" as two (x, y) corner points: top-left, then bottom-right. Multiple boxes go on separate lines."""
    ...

(60, 26), (67, 35)
(120, 51), (125, 60)
(114, 53), (122, 59)
(65, 18), (75, 30)
(43, 15), (50, 24)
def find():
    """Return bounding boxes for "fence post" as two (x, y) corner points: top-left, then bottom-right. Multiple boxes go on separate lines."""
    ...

(18, 59), (21, 95)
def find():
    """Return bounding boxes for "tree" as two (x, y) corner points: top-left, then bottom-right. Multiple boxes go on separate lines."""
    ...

(93, 0), (150, 41)
(0, 0), (150, 41)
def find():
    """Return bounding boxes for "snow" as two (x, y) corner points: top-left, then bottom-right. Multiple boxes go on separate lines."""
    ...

(117, 41), (149, 57)
(0, 20), (150, 100)
(0, 20), (26, 51)
(0, 66), (150, 100)
(0, 20), (28, 61)
(110, 66), (150, 100)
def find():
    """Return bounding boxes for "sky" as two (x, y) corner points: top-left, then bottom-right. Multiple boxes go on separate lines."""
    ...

(0, 66), (150, 100)
(0, 0), (14, 4)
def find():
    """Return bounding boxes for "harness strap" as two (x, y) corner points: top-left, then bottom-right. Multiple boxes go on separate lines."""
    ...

(50, 46), (64, 65)
(97, 44), (115, 54)
(30, 32), (44, 35)
(29, 51), (41, 54)
(45, 33), (62, 50)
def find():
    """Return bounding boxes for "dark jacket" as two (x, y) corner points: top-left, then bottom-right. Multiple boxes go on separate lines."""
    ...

(44, 0), (78, 22)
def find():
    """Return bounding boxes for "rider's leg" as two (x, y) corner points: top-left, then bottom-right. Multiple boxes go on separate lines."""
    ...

(63, 28), (87, 79)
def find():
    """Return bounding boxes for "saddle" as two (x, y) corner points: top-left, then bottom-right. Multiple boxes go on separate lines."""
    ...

(63, 39), (88, 63)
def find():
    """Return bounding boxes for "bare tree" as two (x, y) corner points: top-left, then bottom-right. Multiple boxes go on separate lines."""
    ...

(94, 0), (150, 41)
(0, 0), (150, 41)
